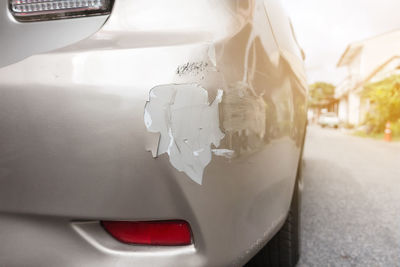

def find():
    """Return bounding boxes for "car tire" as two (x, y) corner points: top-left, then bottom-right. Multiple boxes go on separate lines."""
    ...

(245, 169), (301, 267)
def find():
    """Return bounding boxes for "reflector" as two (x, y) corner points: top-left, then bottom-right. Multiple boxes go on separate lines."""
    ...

(101, 220), (193, 246)
(10, 0), (113, 22)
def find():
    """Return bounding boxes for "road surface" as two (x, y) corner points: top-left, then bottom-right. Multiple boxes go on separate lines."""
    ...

(298, 126), (400, 266)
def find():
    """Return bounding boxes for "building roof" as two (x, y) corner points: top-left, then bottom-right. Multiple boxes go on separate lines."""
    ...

(336, 30), (400, 67)
(359, 55), (400, 85)
(337, 44), (363, 67)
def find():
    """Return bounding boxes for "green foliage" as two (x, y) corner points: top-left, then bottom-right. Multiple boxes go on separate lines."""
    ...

(392, 119), (400, 136)
(308, 82), (335, 107)
(363, 74), (400, 134)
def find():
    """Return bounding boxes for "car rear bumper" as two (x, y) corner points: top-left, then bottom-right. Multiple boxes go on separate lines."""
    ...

(0, 1), (306, 266)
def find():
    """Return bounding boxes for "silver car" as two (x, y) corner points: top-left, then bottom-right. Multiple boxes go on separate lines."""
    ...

(0, 0), (307, 266)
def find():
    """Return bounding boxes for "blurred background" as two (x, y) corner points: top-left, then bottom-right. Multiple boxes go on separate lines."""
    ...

(283, 0), (400, 139)
(279, 1), (400, 266)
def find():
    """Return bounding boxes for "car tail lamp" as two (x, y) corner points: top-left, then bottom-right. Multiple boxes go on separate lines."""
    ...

(101, 220), (193, 246)
(10, 0), (113, 22)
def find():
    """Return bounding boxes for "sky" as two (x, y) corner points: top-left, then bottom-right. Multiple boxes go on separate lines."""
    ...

(281, 0), (400, 85)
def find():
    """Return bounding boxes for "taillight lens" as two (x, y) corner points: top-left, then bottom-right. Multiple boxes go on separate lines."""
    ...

(10, 0), (113, 22)
(101, 220), (193, 246)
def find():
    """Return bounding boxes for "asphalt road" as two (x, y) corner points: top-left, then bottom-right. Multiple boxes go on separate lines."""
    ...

(297, 125), (400, 267)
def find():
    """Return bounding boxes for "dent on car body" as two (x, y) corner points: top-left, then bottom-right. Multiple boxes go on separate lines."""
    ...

(0, 0), (308, 265)
(140, 0), (306, 185)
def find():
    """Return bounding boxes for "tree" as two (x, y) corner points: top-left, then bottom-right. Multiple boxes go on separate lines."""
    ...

(363, 74), (400, 133)
(308, 82), (335, 107)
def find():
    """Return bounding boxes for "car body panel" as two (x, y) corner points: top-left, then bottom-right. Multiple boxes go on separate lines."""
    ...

(0, 1), (110, 68)
(0, 0), (307, 266)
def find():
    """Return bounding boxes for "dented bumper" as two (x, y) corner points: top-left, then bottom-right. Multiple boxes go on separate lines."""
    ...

(0, 0), (307, 266)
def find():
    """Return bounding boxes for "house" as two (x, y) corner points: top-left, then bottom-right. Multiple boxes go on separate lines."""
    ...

(336, 30), (400, 126)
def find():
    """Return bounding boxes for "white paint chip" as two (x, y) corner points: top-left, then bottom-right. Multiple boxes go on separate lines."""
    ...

(145, 132), (160, 158)
(211, 149), (235, 159)
(144, 84), (225, 184)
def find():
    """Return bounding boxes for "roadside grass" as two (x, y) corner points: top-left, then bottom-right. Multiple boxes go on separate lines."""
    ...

(353, 130), (400, 141)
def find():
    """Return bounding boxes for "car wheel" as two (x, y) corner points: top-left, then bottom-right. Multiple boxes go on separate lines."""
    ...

(245, 168), (301, 267)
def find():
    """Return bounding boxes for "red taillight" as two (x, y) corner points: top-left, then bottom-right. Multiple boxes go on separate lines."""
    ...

(101, 220), (192, 246)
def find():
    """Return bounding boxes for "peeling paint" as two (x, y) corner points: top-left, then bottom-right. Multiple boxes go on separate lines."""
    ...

(144, 84), (224, 184)
(145, 132), (160, 158)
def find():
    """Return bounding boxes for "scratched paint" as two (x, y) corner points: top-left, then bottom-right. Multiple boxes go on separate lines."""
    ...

(144, 84), (224, 184)
(176, 61), (209, 76)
